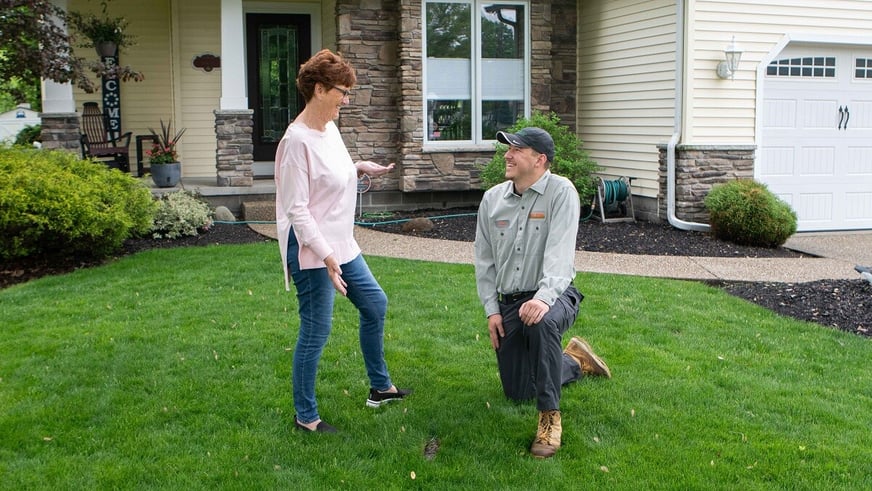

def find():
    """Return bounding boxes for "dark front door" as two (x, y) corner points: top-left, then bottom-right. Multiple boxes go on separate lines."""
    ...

(246, 13), (311, 163)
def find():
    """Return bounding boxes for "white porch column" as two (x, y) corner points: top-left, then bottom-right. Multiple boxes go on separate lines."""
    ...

(42, 80), (76, 114)
(40, 0), (80, 152)
(43, 0), (76, 114)
(219, 0), (248, 109)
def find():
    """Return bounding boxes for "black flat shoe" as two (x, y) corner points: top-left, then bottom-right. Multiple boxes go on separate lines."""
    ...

(366, 387), (412, 408)
(294, 415), (338, 433)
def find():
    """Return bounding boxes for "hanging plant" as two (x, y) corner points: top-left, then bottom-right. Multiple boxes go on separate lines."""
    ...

(66, 0), (143, 91)
(68, 0), (136, 53)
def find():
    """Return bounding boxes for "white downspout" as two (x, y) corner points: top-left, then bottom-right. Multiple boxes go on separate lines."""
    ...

(667, 0), (710, 232)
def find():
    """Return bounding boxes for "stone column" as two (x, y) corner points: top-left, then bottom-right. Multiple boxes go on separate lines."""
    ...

(215, 110), (254, 186)
(40, 113), (81, 153)
(658, 144), (756, 224)
(40, 0), (80, 152)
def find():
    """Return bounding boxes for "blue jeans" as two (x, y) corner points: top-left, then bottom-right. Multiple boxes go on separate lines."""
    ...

(287, 229), (392, 424)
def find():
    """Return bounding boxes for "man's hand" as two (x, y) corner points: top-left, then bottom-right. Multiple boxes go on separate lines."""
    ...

(487, 314), (504, 350)
(357, 160), (395, 177)
(519, 298), (549, 326)
(324, 255), (347, 296)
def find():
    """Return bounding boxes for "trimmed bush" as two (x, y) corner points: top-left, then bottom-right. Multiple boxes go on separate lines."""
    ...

(151, 190), (213, 239)
(478, 111), (602, 201)
(0, 146), (157, 260)
(14, 124), (41, 146)
(704, 179), (797, 248)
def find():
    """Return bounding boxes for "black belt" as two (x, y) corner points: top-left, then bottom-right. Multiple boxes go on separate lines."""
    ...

(498, 290), (536, 304)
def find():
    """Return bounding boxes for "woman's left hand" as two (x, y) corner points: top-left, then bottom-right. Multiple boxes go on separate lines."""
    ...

(324, 255), (347, 296)
(357, 161), (395, 177)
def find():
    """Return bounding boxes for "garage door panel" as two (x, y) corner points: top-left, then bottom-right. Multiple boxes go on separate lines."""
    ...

(762, 99), (796, 128)
(797, 146), (836, 175)
(845, 192), (872, 221)
(796, 193), (834, 222)
(843, 100), (872, 129)
(846, 146), (872, 175)
(758, 147), (794, 177)
(801, 99), (841, 128)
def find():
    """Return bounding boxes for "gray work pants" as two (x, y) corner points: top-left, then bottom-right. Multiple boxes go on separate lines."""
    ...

(495, 285), (584, 411)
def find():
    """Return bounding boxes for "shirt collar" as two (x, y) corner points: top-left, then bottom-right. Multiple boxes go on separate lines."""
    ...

(504, 170), (552, 198)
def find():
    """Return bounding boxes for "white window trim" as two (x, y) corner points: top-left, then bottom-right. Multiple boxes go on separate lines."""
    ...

(422, 0), (531, 151)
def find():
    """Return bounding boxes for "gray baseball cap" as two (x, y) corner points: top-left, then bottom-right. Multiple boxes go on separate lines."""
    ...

(496, 127), (555, 162)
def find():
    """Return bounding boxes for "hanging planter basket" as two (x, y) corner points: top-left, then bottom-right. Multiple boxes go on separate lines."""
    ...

(95, 41), (118, 58)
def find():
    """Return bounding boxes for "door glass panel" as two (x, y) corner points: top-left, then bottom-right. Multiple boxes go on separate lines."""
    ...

(259, 26), (298, 143)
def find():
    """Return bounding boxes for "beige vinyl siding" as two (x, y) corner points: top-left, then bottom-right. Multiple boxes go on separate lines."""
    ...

(579, 0), (677, 199)
(689, 0), (872, 144)
(175, 0), (221, 178)
(70, 0), (174, 169)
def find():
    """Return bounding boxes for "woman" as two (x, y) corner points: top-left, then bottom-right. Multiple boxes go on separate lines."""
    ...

(275, 49), (410, 433)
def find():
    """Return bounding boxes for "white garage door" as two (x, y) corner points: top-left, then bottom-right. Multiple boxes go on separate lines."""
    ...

(760, 45), (872, 231)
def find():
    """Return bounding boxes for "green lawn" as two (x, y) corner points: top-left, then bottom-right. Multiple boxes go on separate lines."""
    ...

(1, 242), (869, 490)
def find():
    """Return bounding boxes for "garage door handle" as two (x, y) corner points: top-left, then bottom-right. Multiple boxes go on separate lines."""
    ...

(844, 106), (850, 130)
(838, 106), (845, 130)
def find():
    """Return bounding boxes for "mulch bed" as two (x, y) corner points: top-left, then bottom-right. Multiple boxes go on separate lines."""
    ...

(3, 210), (870, 338)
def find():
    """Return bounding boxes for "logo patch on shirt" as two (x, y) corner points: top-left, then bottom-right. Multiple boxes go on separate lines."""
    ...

(529, 212), (546, 220)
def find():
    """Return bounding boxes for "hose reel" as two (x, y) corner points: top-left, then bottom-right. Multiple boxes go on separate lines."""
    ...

(595, 176), (635, 223)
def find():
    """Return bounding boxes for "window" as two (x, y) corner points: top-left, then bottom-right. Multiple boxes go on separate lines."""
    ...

(855, 58), (872, 79)
(423, 1), (529, 145)
(766, 56), (836, 78)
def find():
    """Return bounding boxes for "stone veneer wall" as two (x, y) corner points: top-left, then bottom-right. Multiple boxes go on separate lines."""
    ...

(657, 144), (756, 224)
(40, 113), (81, 153)
(214, 110), (254, 187)
(336, 0), (570, 194)
(336, 0), (402, 193)
(550, 0), (578, 133)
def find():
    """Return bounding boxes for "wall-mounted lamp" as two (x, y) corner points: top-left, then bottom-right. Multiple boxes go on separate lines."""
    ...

(716, 36), (743, 80)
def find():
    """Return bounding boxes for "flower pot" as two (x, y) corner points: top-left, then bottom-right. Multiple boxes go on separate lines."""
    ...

(95, 41), (118, 58)
(151, 162), (181, 188)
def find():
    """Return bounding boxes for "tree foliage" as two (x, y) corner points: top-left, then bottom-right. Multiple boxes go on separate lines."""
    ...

(0, 0), (79, 91)
(0, 0), (142, 95)
(479, 111), (603, 201)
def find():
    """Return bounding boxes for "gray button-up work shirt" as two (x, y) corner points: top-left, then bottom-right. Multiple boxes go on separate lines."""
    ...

(474, 170), (581, 317)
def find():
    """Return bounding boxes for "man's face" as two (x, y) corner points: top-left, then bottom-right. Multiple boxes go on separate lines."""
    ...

(503, 145), (543, 181)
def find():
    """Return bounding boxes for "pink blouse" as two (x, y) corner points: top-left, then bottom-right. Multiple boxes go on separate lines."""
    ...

(275, 121), (361, 291)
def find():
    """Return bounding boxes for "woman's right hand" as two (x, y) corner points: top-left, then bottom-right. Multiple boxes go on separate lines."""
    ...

(324, 255), (347, 296)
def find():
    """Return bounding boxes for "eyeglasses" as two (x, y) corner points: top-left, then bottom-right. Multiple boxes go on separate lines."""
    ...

(327, 84), (352, 98)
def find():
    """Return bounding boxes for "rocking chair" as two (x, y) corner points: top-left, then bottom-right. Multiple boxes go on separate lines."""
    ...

(80, 102), (132, 172)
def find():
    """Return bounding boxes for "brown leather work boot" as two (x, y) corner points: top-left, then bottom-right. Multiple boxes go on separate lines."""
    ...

(530, 410), (562, 458)
(564, 336), (612, 378)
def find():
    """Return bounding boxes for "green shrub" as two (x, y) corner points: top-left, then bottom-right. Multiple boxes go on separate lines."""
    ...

(151, 190), (213, 239)
(14, 124), (41, 146)
(704, 179), (797, 248)
(478, 111), (602, 201)
(0, 147), (158, 260)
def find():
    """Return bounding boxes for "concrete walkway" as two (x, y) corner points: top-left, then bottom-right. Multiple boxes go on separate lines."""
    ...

(249, 220), (870, 283)
(351, 227), (871, 283)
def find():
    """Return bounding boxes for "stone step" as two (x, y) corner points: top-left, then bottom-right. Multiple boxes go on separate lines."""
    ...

(242, 200), (274, 222)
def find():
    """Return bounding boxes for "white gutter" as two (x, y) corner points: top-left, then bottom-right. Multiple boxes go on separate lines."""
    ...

(667, 0), (710, 233)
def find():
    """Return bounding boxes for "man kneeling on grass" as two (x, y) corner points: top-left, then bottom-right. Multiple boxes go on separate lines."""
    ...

(474, 127), (612, 458)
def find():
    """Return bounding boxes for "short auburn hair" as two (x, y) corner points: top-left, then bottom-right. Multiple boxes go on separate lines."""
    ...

(296, 49), (357, 102)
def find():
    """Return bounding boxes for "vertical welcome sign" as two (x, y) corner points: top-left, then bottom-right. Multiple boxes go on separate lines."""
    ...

(101, 54), (121, 133)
